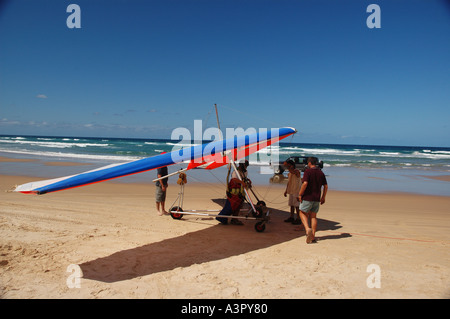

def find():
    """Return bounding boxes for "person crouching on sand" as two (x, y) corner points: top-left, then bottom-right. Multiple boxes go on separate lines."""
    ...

(298, 157), (328, 244)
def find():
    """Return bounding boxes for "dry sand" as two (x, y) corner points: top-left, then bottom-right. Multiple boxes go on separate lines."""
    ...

(1, 173), (449, 299)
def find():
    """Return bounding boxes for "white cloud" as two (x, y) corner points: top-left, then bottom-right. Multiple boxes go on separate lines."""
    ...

(36, 94), (48, 99)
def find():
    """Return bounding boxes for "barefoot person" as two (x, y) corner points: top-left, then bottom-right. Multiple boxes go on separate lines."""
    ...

(298, 157), (328, 243)
(155, 165), (169, 216)
(283, 160), (302, 225)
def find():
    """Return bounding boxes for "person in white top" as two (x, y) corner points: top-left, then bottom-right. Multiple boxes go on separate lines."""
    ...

(232, 160), (248, 179)
(283, 160), (302, 225)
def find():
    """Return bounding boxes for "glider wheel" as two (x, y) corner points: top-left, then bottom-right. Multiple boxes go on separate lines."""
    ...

(170, 206), (184, 220)
(254, 221), (266, 233)
(256, 200), (266, 207)
(252, 206), (263, 218)
(252, 203), (265, 218)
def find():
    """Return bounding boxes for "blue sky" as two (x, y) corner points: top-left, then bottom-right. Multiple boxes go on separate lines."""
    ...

(0, 0), (449, 146)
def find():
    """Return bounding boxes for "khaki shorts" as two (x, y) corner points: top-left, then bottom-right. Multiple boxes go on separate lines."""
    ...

(288, 194), (300, 207)
(155, 185), (166, 202)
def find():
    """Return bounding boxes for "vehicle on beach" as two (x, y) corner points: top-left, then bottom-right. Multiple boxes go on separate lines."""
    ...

(272, 156), (324, 174)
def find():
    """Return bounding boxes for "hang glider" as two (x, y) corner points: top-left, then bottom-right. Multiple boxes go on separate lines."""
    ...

(12, 127), (296, 195)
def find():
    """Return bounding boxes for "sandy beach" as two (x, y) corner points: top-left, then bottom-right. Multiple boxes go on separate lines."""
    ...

(1, 168), (449, 299)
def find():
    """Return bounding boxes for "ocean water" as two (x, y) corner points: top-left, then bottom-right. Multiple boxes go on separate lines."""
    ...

(1, 134), (449, 196)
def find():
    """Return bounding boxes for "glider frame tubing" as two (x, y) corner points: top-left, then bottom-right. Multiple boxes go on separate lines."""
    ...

(168, 171), (270, 233)
(169, 104), (270, 232)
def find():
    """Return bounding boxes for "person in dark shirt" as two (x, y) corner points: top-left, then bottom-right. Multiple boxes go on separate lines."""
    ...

(298, 157), (328, 243)
(155, 165), (169, 215)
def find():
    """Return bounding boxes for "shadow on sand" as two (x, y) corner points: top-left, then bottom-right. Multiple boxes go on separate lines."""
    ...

(80, 200), (349, 283)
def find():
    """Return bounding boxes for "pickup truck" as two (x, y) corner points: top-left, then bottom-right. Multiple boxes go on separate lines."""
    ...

(273, 156), (324, 174)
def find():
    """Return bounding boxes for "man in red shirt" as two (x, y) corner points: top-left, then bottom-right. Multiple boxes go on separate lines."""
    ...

(298, 157), (328, 244)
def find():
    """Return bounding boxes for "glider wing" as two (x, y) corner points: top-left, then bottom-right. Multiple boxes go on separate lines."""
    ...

(13, 127), (296, 195)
